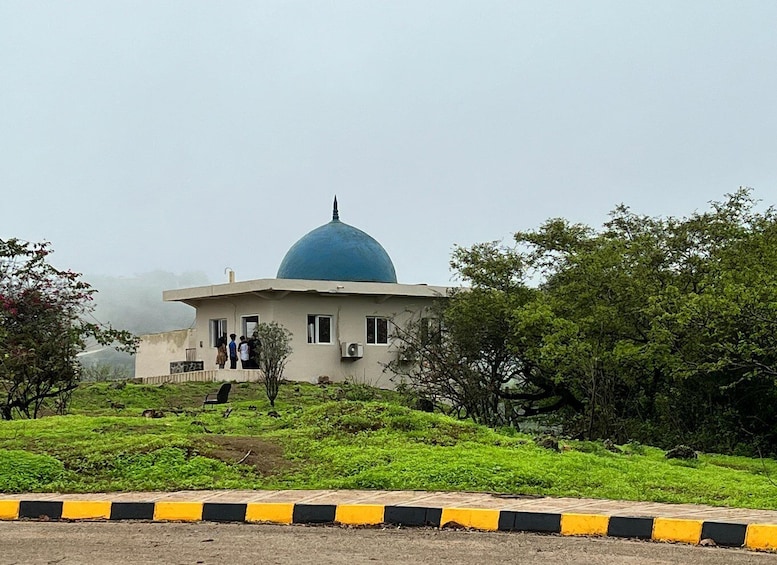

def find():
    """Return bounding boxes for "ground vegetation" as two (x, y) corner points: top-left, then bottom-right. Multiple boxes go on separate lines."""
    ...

(0, 380), (775, 510)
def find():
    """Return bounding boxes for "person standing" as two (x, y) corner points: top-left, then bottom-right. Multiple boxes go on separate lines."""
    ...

(247, 336), (260, 369)
(216, 333), (228, 369)
(239, 335), (250, 369)
(228, 333), (238, 369)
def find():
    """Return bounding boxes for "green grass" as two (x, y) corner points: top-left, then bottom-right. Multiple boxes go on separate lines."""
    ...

(1, 380), (776, 510)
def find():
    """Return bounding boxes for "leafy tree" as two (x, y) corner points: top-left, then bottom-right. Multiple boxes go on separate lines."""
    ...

(393, 188), (777, 454)
(513, 209), (680, 440)
(252, 321), (292, 407)
(514, 188), (777, 451)
(0, 239), (137, 419)
(389, 243), (582, 427)
(656, 192), (777, 452)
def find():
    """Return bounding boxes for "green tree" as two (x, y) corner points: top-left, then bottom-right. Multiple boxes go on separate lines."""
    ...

(393, 188), (777, 453)
(389, 243), (582, 427)
(513, 209), (680, 440)
(0, 239), (137, 419)
(515, 189), (777, 451)
(252, 321), (292, 407)
(657, 192), (777, 452)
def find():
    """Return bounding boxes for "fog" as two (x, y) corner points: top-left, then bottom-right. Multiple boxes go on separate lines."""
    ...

(3, 2), (776, 289)
(80, 270), (209, 375)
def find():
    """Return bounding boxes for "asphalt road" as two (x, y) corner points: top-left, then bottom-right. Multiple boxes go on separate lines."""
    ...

(1, 522), (775, 565)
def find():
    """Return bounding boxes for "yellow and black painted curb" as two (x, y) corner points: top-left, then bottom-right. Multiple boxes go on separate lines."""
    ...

(2, 500), (776, 551)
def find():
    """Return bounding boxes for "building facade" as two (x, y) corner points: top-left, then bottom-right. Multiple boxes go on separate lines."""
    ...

(135, 200), (450, 387)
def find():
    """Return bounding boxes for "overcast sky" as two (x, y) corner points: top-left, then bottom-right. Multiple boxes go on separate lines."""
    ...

(2, 1), (776, 288)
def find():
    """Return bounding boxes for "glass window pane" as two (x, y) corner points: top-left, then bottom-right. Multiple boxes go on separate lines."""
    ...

(366, 317), (375, 344)
(377, 318), (388, 344)
(243, 315), (259, 338)
(319, 316), (331, 343)
(210, 319), (227, 347)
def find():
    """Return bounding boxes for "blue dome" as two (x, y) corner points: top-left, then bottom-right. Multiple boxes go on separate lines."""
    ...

(277, 200), (397, 283)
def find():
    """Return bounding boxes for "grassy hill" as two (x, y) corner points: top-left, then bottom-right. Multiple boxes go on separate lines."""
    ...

(1, 380), (776, 509)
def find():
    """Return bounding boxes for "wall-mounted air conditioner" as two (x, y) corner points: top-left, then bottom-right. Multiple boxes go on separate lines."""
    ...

(341, 342), (364, 359)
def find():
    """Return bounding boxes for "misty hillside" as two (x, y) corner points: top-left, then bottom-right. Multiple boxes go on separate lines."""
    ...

(79, 271), (210, 377)
(87, 271), (209, 334)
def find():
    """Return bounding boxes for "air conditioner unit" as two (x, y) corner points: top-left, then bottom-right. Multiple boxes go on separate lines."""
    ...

(341, 342), (364, 359)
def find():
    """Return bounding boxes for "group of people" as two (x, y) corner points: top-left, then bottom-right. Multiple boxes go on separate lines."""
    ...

(216, 333), (260, 369)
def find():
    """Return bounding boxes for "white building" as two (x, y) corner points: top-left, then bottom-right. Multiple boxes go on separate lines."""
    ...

(135, 199), (450, 387)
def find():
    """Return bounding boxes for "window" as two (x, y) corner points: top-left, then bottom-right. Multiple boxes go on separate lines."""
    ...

(420, 317), (441, 345)
(307, 315), (332, 344)
(209, 318), (227, 347)
(242, 315), (259, 338)
(366, 316), (389, 345)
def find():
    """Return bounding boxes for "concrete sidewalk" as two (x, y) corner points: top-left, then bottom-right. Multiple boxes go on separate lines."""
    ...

(2, 490), (777, 551)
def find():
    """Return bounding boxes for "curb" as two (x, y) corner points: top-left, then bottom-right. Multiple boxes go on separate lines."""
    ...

(1, 499), (776, 551)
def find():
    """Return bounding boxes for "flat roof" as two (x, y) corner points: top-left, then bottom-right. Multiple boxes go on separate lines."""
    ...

(163, 278), (453, 305)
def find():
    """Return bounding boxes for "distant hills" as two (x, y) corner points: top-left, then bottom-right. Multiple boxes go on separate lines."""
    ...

(79, 270), (210, 377)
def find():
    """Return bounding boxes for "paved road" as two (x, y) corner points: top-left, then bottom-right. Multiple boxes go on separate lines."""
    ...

(1, 522), (774, 565)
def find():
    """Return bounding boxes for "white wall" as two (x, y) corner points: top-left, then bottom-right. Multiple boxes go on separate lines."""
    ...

(135, 328), (195, 378)
(187, 293), (436, 388)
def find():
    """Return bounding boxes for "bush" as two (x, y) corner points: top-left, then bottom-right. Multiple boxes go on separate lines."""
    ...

(0, 450), (65, 492)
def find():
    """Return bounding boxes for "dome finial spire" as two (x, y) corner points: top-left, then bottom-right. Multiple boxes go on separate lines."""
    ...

(333, 196), (339, 221)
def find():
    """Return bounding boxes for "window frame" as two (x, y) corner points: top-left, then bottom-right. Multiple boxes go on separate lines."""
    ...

(366, 316), (390, 345)
(241, 314), (260, 339)
(209, 318), (228, 347)
(307, 314), (333, 344)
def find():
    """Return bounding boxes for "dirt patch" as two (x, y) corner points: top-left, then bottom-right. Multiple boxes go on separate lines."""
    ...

(198, 436), (291, 476)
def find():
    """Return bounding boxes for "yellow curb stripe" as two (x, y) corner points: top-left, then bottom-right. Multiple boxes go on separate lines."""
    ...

(440, 508), (500, 531)
(561, 513), (609, 536)
(652, 517), (703, 544)
(335, 504), (385, 526)
(0, 500), (20, 520)
(2, 495), (775, 554)
(746, 523), (777, 551)
(245, 503), (294, 524)
(153, 502), (203, 522)
(62, 501), (112, 520)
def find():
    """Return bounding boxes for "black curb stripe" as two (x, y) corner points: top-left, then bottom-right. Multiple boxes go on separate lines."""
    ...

(498, 511), (562, 533)
(701, 521), (748, 547)
(202, 503), (248, 523)
(497, 511), (516, 531)
(384, 506), (442, 527)
(110, 502), (155, 520)
(19, 501), (63, 520)
(425, 507), (442, 527)
(384, 506), (425, 526)
(607, 516), (654, 539)
(292, 504), (336, 524)
(5, 498), (770, 552)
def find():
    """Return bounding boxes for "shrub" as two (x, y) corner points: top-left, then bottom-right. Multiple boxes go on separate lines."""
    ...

(0, 449), (65, 492)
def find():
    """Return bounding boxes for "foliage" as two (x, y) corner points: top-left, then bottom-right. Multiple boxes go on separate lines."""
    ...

(0, 381), (776, 510)
(80, 363), (134, 382)
(0, 239), (138, 420)
(252, 321), (293, 407)
(513, 188), (777, 452)
(389, 245), (581, 428)
(0, 449), (65, 491)
(391, 189), (777, 454)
